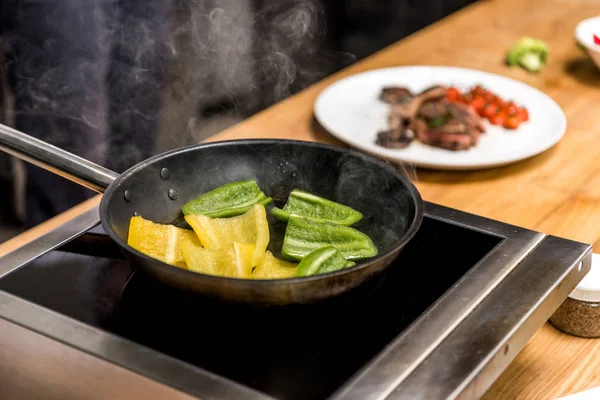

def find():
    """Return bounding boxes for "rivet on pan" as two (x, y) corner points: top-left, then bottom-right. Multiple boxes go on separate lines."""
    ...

(124, 189), (132, 203)
(168, 189), (178, 200)
(133, 211), (140, 216)
(160, 168), (170, 180)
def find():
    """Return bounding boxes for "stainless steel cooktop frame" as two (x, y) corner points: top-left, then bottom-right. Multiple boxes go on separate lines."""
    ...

(0, 202), (592, 400)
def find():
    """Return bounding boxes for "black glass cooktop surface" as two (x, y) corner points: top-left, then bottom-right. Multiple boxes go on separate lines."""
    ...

(0, 216), (502, 400)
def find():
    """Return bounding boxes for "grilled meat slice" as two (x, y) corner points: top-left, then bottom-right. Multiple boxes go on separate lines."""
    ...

(416, 129), (479, 151)
(380, 87), (414, 104)
(388, 109), (406, 130)
(418, 99), (449, 120)
(431, 119), (470, 135)
(446, 102), (486, 133)
(418, 85), (448, 100)
(409, 117), (428, 134)
(375, 127), (415, 149)
(391, 101), (420, 121)
(391, 85), (449, 121)
(410, 116), (481, 151)
(419, 100), (484, 132)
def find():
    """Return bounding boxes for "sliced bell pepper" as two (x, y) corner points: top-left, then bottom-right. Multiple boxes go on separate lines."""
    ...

(182, 240), (294, 279)
(252, 250), (298, 279)
(184, 203), (270, 266)
(232, 242), (256, 277)
(127, 215), (200, 269)
(296, 246), (353, 277)
(182, 179), (272, 217)
(271, 189), (363, 226)
(181, 239), (238, 277)
(281, 216), (378, 261)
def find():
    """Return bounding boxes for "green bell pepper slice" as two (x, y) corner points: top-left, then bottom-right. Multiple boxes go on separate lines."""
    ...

(182, 179), (272, 217)
(271, 189), (363, 226)
(282, 216), (378, 261)
(296, 246), (357, 277)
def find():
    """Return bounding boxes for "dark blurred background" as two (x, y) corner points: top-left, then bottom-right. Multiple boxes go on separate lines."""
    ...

(0, 0), (476, 243)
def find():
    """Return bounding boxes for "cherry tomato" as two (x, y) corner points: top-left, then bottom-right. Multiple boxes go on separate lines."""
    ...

(484, 93), (496, 103)
(517, 108), (529, 122)
(482, 103), (499, 118)
(494, 97), (507, 108)
(503, 116), (520, 130)
(490, 115), (503, 125)
(470, 95), (485, 111)
(446, 87), (460, 102)
(504, 104), (518, 116)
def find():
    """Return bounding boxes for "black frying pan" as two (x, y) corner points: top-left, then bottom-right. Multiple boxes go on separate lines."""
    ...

(0, 123), (423, 306)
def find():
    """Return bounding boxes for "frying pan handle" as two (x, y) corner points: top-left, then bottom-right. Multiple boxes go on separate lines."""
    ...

(0, 123), (119, 193)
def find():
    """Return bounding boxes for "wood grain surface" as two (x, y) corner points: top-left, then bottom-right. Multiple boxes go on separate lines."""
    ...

(0, 195), (101, 257)
(2, 0), (600, 398)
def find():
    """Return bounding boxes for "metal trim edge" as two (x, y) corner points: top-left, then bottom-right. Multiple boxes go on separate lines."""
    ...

(386, 236), (592, 400)
(329, 203), (546, 400)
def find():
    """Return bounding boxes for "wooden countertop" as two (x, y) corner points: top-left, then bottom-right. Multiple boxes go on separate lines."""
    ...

(2, 0), (600, 398)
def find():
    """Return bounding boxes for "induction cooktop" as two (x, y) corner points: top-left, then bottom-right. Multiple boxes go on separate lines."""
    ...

(0, 202), (591, 400)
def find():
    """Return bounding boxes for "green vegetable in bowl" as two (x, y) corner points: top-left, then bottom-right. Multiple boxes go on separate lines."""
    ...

(506, 36), (549, 72)
(271, 189), (363, 226)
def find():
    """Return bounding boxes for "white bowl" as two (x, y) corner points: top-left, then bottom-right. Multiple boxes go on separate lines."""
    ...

(575, 16), (600, 69)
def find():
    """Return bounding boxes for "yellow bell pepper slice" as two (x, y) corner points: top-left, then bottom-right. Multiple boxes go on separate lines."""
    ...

(185, 203), (269, 266)
(233, 242), (255, 277)
(127, 215), (200, 269)
(252, 251), (297, 279)
(181, 241), (254, 279)
(181, 240), (256, 278)
(181, 239), (238, 277)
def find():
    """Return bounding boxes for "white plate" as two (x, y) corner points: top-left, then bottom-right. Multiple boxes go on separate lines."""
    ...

(314, 66), (567, 170)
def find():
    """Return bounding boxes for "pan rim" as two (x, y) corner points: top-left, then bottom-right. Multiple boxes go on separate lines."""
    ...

(100, 138), (424, 285)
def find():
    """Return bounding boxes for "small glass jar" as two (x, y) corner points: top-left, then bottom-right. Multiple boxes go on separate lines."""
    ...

(550, 254), (600, 338)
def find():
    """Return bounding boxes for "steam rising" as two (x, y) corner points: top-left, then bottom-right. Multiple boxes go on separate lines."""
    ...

(334, 154), (411, 251)
(3, 0), (418, 222)
(3, 0), (353, 172)
(156, 0), (344, 153)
